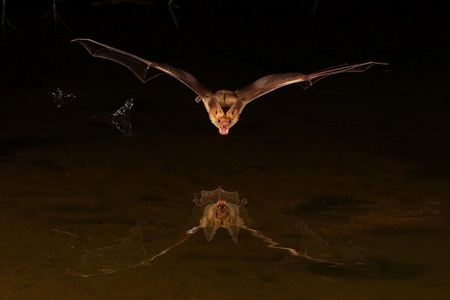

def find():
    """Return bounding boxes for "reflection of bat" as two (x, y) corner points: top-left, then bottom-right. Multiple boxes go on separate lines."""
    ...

(192, 187), (250, 243)
(72, 38), (387, 135)
(66, 188), (373, 277)
(150, 187), (372, 270)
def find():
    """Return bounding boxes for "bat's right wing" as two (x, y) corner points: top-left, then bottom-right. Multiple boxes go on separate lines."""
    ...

(236, 61), (388, 104)
(72, 38), (212, 100)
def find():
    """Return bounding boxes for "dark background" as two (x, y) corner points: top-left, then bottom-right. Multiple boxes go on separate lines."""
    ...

(1, 1), (450, 299)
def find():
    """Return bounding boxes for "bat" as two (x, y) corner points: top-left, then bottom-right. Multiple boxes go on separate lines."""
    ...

(72, 38), (388, 135)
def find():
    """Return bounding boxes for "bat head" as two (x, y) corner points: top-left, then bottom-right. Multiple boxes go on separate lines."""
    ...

(214, 199), (229, 220)
(212, 106), (241, 135)
(217, 117), (232, 135)
(206, 100), (233, 135)
(206, 94), (243, 135)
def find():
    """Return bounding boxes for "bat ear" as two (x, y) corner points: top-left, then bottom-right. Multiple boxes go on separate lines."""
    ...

(227, 100), (244, 121)
(226, 107), (242, 123)
(212, 108), (222, 118)
(227, 109), (237, 121)
(207, 98), (224, 117)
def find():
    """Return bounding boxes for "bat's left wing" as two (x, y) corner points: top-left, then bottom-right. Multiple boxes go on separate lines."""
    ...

(72, 38), (212, 100)
(235, 61), (388, 104)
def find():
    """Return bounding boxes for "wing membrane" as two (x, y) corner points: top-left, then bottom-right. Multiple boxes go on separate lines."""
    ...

(236, 61), (388, 103)
(72, 38), (212, 99)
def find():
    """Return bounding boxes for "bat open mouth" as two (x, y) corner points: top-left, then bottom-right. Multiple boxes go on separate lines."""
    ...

(219, 126), (229, 135)
(218, 119), (231, 135)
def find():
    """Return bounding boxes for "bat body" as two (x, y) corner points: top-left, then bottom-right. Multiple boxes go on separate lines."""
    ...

(72, 38), (387, 135)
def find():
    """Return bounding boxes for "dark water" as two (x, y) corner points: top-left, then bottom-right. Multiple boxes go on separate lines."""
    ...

(1, 1), (449, 299)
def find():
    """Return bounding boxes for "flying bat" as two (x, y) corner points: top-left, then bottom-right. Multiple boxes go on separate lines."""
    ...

(72, 38), (387, 135)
